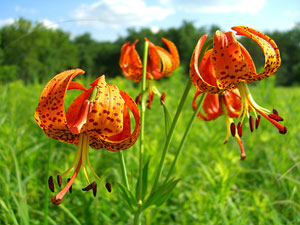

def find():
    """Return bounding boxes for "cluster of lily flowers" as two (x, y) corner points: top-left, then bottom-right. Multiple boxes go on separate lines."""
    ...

(35, 26), (287, 205)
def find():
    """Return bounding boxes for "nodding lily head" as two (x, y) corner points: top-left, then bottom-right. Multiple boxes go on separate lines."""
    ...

(190, 26), (287, 157)
(35, 69), (140, 205)
(120, 38), (180, 108)
(120, 37), (180, 82)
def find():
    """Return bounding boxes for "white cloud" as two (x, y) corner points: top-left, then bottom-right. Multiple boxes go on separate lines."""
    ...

(40, 19), (59, 29)
(0, 18), (15, 27)
(73, 0), (174, 29)
(160, 0), (266, 14)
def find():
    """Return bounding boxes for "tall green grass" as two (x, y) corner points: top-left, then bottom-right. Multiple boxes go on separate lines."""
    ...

(0, 70), (299, 224)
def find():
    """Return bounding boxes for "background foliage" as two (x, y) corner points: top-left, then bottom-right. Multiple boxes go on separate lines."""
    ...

(0, 71), (299, 224)
(1, 18), (300, 85)
(0, 18), (299, 224)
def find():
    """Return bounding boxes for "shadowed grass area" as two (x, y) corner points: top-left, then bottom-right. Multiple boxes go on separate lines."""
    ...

(0, 69), (299, 224)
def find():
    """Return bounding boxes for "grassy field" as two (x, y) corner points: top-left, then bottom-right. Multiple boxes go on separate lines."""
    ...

(0, 69), (299, 225)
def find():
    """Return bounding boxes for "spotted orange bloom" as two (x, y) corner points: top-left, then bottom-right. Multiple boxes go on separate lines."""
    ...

(120, 38), (180, 108)
(193, 89), (247, 159)
(120, 38), (180, 82)
(190, 26), (287, 138)
(35, 69), (140, 205)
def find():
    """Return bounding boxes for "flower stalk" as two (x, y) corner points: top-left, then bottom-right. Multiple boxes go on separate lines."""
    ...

(164, 93), (207, 183)
(133, 40), (149, 225)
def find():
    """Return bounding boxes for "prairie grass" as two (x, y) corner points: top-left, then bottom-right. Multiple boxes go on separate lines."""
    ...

(0, 69), (299, 224)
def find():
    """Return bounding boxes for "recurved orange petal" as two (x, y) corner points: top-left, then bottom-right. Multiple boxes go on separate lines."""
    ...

(232, 26), (281, 81)
(161, 37), (180, 70)
(89, 90), (140, 151)
(34, 69), (85, 145)
(193, 91), (221, 121)
(223, 89), (241, 118)
(190, 35), (221, 94)
(211, 31), (252, 89)
(83, 76), (125, 138)
(120, 40), (143, 82)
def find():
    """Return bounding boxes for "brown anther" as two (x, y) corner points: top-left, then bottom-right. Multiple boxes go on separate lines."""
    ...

(230, 123), (236, 137)
(135, 93), (142, 105)
(268, 114), (284, 122)
(48, 176), (54, 192)
(249, 116), (254, 132)
(237, 122), (243, 137)
(160, 92), (166, 105)
(51, 196), (61, 206)
(279, 126), (288, 134)
(93, 183), (97, 197)
(105, 182), (112, 193)
(273, 109), (278, 115)
(57, 175), (62, 187)
(82, 181), (96, 191)
(67, 178), (72, 193)
(255, 115), (261, 129)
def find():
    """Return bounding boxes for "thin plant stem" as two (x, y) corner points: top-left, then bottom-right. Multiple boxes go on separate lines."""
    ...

(133, 40), (149, 225)
(118, 151), (130, 190)
(151, 38), (213, 192)
(164, 93), (207, 183)
(151, 79), (192, 193)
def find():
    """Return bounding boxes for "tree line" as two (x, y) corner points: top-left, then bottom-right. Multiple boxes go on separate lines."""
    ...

(1, 18), (299, 85)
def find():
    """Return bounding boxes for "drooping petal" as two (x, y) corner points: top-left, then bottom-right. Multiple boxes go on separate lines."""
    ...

(83, 76), (125, 137)
(199, 50), (218, 87)
(161, 37), (180, 70)
(89, 90), (140, 151)
(190, 35), (221, 94)
(193, 91), (221, 121)
(210, 31), (253, 89)
(223, 89), (241, 118)
(146, 37), (180, 79)
(34, 69), (85, 144)
(147, 39), (162, 79)
(232, 26), (281, 81)
(119, 41), (143, 82)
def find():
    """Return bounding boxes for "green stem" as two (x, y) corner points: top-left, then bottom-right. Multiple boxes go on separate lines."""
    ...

(118, 151), (130, 190)
(133, 40), (149, 225)
(164, 93), (206, 183)
(151, 38), (213, 192)
(151, 79), (192, 193)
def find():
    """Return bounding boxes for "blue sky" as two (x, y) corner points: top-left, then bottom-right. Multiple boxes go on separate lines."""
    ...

(1, 0), (299, 41)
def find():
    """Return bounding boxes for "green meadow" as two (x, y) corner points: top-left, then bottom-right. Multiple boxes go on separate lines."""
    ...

(0, 69), (299, 225)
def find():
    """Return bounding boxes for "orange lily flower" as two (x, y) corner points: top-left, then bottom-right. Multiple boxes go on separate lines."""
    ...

(120, 38), (180, 82)
(190, 26), (287, 138)
(120, 38), (180, 108)
(34, 69), (140, 205)
(193, 89), (247, 159)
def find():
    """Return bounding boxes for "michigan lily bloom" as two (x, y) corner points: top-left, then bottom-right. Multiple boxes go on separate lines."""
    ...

(193, 89), (247, 159)
(190, 26), (287, 140)
(120, 38), (180, 108)
(34, 69), (140, 205)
